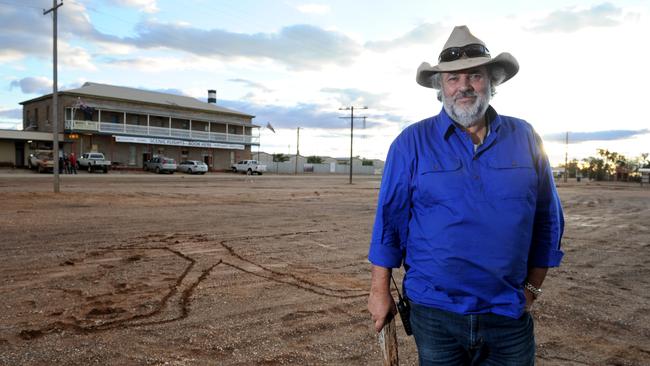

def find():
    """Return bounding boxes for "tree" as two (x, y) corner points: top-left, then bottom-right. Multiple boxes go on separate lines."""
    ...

(362, 159), (374, 166)
(272, 153), (289, 163)
(562, 158), (579, 178)
(582, 156), (605, 181)
(641, 153), (649, 168)
(307, 155), (323, 164)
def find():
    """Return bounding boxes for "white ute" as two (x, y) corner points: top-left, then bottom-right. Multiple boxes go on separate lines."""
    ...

(231, 160), (266, 175)
(78, 152), (111, 173)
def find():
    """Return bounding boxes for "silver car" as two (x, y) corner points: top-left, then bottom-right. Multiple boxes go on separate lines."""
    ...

(177, 160), (208, 174)
(144, 156), (177, 174)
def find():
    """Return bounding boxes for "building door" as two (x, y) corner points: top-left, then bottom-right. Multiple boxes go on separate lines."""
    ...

(15, 142), (25, 167)
(142, 152), (152, 167)
(203, 155), (212, 170)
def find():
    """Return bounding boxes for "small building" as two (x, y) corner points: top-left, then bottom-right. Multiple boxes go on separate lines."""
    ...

(19, 82), (258, 170)
(0, 129), (64, 168)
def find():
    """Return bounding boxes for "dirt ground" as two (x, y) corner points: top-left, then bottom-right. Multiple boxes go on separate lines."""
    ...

(0, 172), (648, 366)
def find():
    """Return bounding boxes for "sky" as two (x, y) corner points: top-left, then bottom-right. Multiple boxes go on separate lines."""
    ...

(1, 0), (649, 165)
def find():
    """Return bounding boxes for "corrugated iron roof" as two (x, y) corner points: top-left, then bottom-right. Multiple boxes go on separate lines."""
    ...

(44, 82), (254, 118)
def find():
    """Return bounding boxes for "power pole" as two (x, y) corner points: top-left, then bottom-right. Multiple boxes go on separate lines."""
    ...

(44, 0), (63, 193)
(564, 131), (568, 183)
(294, 127), (300, 175)
(339, 106), (368, 184)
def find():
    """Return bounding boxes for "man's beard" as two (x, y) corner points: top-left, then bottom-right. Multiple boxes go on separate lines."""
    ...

(442, 89), (491, 128)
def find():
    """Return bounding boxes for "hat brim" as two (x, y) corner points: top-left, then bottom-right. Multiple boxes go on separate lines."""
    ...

(416, 52), (519, 89)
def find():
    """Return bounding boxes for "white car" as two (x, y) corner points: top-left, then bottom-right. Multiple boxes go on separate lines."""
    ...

(177, 160), (208, 174)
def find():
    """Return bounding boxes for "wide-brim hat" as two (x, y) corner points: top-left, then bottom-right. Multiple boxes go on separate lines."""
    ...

(416, 25), (519, 89)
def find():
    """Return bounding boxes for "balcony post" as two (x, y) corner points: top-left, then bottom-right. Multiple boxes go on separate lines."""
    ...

(147, 114), (150, 135)
(169, 116), (172, 136)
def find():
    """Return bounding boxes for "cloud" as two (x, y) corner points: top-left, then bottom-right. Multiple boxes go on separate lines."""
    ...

(219, 100), (348, 129)
(543, 129), (650, 143)
(0, 108), (22, 119)
(0, 1), (117, 61)
(218, 98), (403, 131)
(296, 4), (331, 15)
(108, 0), (160, 13)
(149, 88), (190, 96)
(365, 22), (444, 52)
(320, 87), (389, 107)
(126, 21), (361, 69)
(0, 3), (357, 70)
(9, 77), (52, 94)
(528, 3), (631, 33)
(228, 78), (273, 93)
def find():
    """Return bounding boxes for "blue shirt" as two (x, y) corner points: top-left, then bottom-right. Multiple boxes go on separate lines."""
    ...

(368, 106), (564, 319)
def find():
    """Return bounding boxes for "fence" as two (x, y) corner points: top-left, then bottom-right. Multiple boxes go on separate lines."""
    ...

(268, 162), (379, 175)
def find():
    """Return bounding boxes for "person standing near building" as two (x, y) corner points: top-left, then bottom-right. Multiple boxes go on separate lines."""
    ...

(69, 152), (77, 174)
(367, 25), (564, 365)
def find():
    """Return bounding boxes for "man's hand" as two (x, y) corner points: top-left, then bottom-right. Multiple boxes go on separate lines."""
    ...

(524, 267), (548, 312)
(368, 265), (398, 333)
(524, 288), (535, 312)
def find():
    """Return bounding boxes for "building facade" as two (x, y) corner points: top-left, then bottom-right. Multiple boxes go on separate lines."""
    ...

(20, 83), (258, 170)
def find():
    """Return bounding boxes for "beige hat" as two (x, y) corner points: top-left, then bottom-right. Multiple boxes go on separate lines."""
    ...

(416, 25), (519, 89)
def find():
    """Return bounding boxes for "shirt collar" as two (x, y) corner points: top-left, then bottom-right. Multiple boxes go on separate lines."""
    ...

(437, 105), (502, 140)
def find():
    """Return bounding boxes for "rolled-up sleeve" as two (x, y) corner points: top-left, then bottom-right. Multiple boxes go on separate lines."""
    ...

(529, 133), (565, 267)
(368, 141), (412, 268)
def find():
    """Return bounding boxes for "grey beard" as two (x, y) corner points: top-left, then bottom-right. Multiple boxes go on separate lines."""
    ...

(442, 91), (490, 128)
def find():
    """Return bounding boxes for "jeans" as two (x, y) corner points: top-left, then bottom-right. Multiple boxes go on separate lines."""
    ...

(410, 303), (535, 366)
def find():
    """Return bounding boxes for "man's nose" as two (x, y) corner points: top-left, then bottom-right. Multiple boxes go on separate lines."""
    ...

(458, 76), (474, 91)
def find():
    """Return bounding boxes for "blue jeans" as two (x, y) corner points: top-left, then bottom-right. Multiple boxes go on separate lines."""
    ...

(410, 303), (535, 366)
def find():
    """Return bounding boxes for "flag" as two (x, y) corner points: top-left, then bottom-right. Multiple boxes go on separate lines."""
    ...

(266, 122), (276, 133)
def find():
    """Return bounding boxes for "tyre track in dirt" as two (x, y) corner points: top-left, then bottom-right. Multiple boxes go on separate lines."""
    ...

(17, 230), (368, 340)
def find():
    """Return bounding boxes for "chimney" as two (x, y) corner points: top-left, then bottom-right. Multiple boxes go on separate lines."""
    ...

(208, 89), (217, 104)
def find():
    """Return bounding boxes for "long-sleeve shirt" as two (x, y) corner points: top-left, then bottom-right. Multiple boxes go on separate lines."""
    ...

(368, 106), (564, 319)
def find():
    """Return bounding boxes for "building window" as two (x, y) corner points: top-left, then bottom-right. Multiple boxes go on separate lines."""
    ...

(35, 108), (39, 123)
(46, 105), (50, 122)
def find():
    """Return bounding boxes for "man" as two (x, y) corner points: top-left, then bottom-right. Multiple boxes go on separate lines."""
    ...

(69, 152), (77, 174)
(367, 25), (564, 365)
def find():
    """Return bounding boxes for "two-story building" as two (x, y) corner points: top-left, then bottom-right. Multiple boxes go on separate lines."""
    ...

(20, 82), (258, 170)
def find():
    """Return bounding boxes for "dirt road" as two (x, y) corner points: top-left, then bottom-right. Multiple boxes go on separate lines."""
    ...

(0, 173), (648, 365)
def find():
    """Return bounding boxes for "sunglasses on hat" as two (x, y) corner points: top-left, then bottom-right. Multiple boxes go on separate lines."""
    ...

(438, 44), (490, 62)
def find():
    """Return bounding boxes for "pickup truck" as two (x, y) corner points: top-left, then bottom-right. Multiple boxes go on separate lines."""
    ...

(28, 151), (55, 173)
(78, 152), (111, 173)
(231, 160), (266, 175)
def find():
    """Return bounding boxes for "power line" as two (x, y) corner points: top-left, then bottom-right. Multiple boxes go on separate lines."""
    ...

(339, 106), (368, 184)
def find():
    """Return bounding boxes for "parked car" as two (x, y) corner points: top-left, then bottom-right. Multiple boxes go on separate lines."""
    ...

(77, 152), (111, 173)
(28, 151), (55, 173)
(177, 160), (208, 174)
(231, 160), (266, 175)
(144, 156), (177, 174)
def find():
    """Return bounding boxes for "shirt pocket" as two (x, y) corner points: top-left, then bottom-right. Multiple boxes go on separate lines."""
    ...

(417, 157), (464, 202)
(485, 158), (536, 200)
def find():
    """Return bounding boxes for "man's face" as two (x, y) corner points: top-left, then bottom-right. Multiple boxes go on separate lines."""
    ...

(440, 66), (491, 128)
